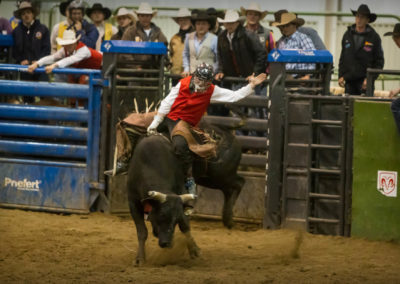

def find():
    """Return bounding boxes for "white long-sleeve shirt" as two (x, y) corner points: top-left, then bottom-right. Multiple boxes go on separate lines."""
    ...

(36, 45), (91, 68)
(158, 82), (254, 116)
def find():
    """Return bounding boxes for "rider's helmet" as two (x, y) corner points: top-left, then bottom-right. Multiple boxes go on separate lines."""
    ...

(193, 63), (214, 82)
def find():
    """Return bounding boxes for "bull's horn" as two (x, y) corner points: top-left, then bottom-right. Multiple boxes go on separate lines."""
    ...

(180, 194), (197, 204)
(148, 191), (167, 203)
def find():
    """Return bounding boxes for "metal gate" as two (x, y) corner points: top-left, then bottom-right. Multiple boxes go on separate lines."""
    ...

(281, 94), (351, 235)
(0, 65), (104, 213)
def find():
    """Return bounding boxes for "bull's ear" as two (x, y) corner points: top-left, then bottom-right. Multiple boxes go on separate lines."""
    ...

(148, 191), (167, 203)
(180, 194), (197, 204)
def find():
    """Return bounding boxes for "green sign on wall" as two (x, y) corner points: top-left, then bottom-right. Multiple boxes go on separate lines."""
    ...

(352, 100), (400, 241)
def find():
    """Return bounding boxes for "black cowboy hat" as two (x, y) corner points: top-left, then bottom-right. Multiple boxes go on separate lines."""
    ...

(351, 4), (377, 23)
(59, 0), (73, 16)
(384, 23), (400, 37)
(86, 3), (112, 20)
(206, 7), (225, 19)
(191, 10), (216, 30)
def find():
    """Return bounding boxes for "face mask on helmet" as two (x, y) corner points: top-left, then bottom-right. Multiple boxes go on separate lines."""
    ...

(193, 76), (211, 92)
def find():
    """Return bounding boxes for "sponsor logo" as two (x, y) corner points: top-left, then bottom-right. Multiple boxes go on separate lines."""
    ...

(297, 50), (315, 56)
(103, 42), (112, 51)
(377, 171), (397, 197)
(4, 177), (41, 192)
(35, 31), (42, 40)
(271, 51), (280, 61)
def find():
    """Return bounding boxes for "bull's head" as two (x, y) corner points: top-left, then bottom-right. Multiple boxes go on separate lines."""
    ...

(147, 191), (196, 248)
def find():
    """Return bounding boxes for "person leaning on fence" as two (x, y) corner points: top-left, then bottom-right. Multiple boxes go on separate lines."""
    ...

(271, 9), (326, 50)
(271, 12), (316, 79)
(66, 0), (99, 50)
(111, 8), (136, 41)
(50, 0), (73, 53)
(241, 3), (275, 62)
(169, 8), (194, 83)
(338, 4), (384, 96)
(28, 30), (102, 82)
(106, 63), (267, 198)
(86, 3), (117, 51)
(182, 10), (218, 77)
(12, 1), (50, 102)
(385, 23), (400, 135)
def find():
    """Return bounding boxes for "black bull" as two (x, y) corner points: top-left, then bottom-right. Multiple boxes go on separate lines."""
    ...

(126, 124), (245, 265)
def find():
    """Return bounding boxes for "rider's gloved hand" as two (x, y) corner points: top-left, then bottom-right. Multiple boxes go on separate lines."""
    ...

(147, 114), (164, 135)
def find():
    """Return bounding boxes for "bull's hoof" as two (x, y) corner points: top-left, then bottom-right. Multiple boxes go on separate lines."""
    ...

(134, 258), (145, 267)
(223, 218), (234, 229)
(188, 244), (201, 259)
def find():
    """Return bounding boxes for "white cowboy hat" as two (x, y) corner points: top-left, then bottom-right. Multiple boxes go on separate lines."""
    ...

(218, 9), (246, 24)
(56, 29), (81, 46)
(172, 7), (191, 23)
(240, 2), (268, 20)
(270, 12), (305, 27)
(115, 7), (137, 21)
(135, 2), (157, 17)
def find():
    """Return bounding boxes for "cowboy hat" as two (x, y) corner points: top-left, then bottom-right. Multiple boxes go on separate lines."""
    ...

(59, 0), (73, 17)
(114, 7), (137, 22)
(218, 9), (246, 24)
(206, 7), (225, 19)
(135, 2), (157, 17)
(351, 4), (377, 23)
(56, 29), (81, 45)
(240, 2), (268, 20)
(384, 23), (400, 37)
(172, 7), (191, 24)
(270, 12), (305, 27)
(86, 3), (112, 20)
(14, 1), (37, 19)
(191, 10), (216, 30)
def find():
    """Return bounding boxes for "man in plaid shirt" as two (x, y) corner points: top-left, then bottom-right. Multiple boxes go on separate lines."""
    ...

(271, 12), (315, 75)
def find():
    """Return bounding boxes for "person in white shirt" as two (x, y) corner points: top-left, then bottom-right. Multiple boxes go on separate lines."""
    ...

(28, 30), (102, 76)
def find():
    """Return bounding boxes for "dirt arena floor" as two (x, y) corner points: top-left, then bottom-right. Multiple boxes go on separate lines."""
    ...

(1, 208), (400, 284)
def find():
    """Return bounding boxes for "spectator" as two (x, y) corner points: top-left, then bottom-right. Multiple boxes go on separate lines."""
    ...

(169, 8), (194, 82)
(86, 3), (117, 51)
(182, 10), (218, 77)
(215, 9), (266, 124)
(28, 29), (102, 107)
(67, 0), (99, 50)
(121, 2), (168, 68)
(271, 12), (315, 77)
(28, 30), (102, 78)
(0, 17), (12, 35)
(111, 8), (136, 41)
(50, 0), (73, 53)
(241, 3), (275, 57)
(215, 9), (266, 81)
(385, 23), (400, 134)
(12, 0), (50, 100)
(272, 9), (326, 50)
(206, 8), (224, 36)
(338, 4), (384, 95)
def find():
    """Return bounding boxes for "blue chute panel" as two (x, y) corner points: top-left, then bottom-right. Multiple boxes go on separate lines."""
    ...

(268, 49), (333, 63)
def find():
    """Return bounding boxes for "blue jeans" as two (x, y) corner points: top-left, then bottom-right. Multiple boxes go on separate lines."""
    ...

(391, 98), (400, 135)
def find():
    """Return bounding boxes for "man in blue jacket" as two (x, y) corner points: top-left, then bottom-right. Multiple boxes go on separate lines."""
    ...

(12, 1), (50, 102)
(66, 0), (99, 50)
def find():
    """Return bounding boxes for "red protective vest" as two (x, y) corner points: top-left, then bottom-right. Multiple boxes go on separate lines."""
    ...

(167, 76), (215, 126)
(65, 41), (102, 70)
